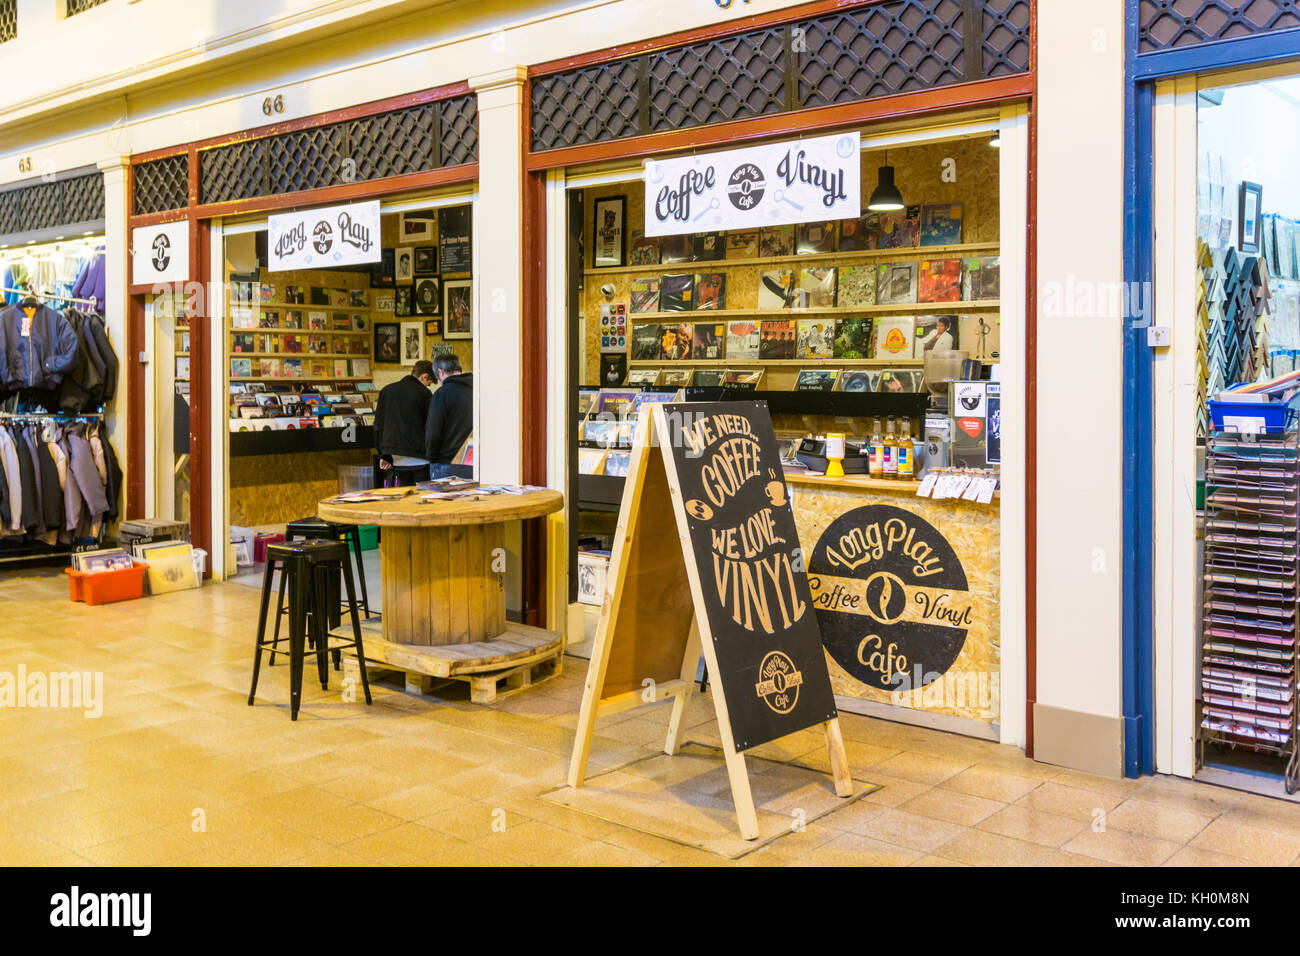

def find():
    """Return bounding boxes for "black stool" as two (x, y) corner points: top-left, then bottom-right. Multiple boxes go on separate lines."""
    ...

(248, 540), (372, 720)
(284, 517), (371, 620)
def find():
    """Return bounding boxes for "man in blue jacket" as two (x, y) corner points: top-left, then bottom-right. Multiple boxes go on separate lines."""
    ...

(424, 355), (473, 464)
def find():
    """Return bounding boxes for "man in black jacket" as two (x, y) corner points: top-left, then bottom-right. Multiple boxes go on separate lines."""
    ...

(424, 355), (473, 464)
(374, 360), (433, 482)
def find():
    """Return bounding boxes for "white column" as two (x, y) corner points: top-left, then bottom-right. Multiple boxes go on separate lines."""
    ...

(97, 156), (130, 502)
(468, 66), (527, 485)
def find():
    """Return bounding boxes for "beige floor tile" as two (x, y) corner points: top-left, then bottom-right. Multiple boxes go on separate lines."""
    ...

(1015, 781), (1123, 820)
(977, 805), (1088, 848)
(797, 832), (924, 867)
(78, 828), (200, 866)
(900, 787), (1004, 827)
(287, 804), (403, 843)
(872, 751), (972, 786)
(550, 839), (663, 867)
(1162, 845), (1248, 867)
(1061, 828), (1180, 866)
(1037, 851), (1116, 867)
(216, 826), (334, 866)
(942, 765), (1042, 803)
(857, 773), (934, 808)
(342, 822), (464, 865)
(1105, 797), (1214, 844)
(933, 829), (1051, 866)
(1189, 815), (1300, 866)
(911, 854), (969, 866)
(853, 809), (968, 853)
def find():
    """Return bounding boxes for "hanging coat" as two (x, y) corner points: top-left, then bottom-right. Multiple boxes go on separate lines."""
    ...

(0, 427), (21, 532)
(0, 303), (80, 390)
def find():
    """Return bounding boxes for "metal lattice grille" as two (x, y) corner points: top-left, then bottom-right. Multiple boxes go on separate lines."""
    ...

(439, 95), (479, 167)
(531, 61), (642, 151)
(649, 29), (787, 131)
(0, 172), (104, 238)
(0, 0), (16, 43)
(1140, 0), (1300, 51)
(133, 155), (189, 215)
(65, 0), (108, 15)
(197, 97), (476, 206)
(980, 0), (1031, 75)
(530, 0), (1028, 152)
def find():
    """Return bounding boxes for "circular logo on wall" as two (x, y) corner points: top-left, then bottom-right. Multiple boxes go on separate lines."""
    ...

(312, 220), (333, 254)
(727, 162), (765, 212)
(808, 504), (972, 692)
(754, 651), (803, 714)
(151, 234), (171, 273)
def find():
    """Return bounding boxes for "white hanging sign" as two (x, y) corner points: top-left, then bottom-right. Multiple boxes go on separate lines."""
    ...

(132, 221), (189, 286)
(643, 131), (860, 237)
(268, 200), (381, 272)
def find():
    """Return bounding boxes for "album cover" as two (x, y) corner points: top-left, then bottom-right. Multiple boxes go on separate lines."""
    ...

(232, 333), (255, 353)
(577, 387), (599, 418)
(414, 277), (441, 316)
(658, 323), (694, 361)
(838, 265), (877, 308)
(796, 319), (836, 359)
(876, 206), (921, 248)
(307, 335), (326, 354)
(351, 359), (371, 378)
(660, 234), (693, 264)
(833, 317), (873, 359)
(726, 230), (760, 259)
(604, 451), (632, 477)
(920, 202), (964, 245)
(626, 368), (661, 386)
(726, 320), (761, 361)
(692, 369), (727, 388)
(797, 221), (838, 255)
(919, 258), (963, 303)
(257, 333), (279, 353)
(259, 358), (280, 378)
(964, 256), (1001, 300)
(879, 368), (924, 392)
(914, 314), (958, 357)
(630, 277), (661, 314)
(838, 213), (876, 252)
(660, 274), (695, 312)
(799, 267), (838, 308)
(759, 224), (795, 257)
(873, 316), (916, 359)
(959, 313), (1001, 361)
(283, 311), (303, 330)
(692, 232), (725, 262)
(692, 322), (726, 360)
(331, 313), (351, 330)
(835, 370), (878, 393)
(629, 231), (661, 266)
(307, 312), (328, 331)
(722, 369), (763, 389)
(694, 272), (726, 311)
(578, 447), (608, 475)
(599, 353), (627, 386)
(757, 269), (797, 309)
(876, 262), (919, 305)
(657, 369), (694, 388)
(796, 369), (840, 391)
(759, 319), (797, 359)
(630, 323), (663, 361)
(283, 358), (304, 379)
(258, 311), (280, 329)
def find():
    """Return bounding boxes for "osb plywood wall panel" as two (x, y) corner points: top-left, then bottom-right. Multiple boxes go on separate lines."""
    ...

(229, 449), (371, 527)
(579, 137), (1000, 385)
(791, 482), (1001, 726)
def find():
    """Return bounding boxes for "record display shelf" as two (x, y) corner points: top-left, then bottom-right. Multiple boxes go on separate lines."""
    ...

(1200, 428), (1300, 792)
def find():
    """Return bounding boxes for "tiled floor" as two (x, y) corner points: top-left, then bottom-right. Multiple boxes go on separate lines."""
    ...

(4, 567), (1300, 866)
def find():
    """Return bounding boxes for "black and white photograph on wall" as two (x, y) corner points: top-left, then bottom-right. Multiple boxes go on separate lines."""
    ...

(395, 247), (415, 283)
(443, 279), (472, 340)
(401, 321), (423, 363)
(438, 205), (472, 273)
(400, 212), (434, 242)
(394, 286), (413, 317)
(373, 321), (400, 363)
(370, 249), (395, 287)
(414, 246), (438, 275)
(414, 277), (441, 316)
(1240, 181), (1263, 254)
(593, 196), (626, 268)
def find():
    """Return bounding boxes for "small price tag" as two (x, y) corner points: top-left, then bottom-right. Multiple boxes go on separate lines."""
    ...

(916, 474), (937, 498)
(976, 477), (998, 504)
(950, 476), (972, 498)
(20, 315), (32, 337)
(962, 476), (983, 501)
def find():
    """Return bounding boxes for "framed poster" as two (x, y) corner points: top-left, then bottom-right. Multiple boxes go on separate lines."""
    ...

(395, 247), (415, 283)
(414, 277), (441, 316)
(1239, 181), (1263, 255)
(399, 212), (434, 242)
(373, 322), (400, 364)
(438, 205), (472, 274)
(369, 249), (394, 288)
(414, 246), (438, 275)
(443, 279), (472, 340)
(394, 286), (412, 317)
(593, 195), (626, 268)
(424, 319), (442, 337)
(401, 322), (423, 363)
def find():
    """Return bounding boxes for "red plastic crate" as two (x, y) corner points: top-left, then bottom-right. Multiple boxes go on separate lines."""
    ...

(253, 533), (285, 564)
(65, 562), (149, 606)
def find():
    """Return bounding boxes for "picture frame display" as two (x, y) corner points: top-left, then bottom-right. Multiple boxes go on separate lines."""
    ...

(414, 277), (441, 316)
(401, 322), (423, 363)
(399, 212), (434, 242)
(1240, 181), (1263, 255)
(395, 247), (415, 283)
(373, 322), (401, 364)
(414, 246), (438, 275)
(443, 279), (472, 340)
(438, 206), (473, 274)
(424, 319), (442, 337)
(394, 286), (412, 318)
(593, 196), (627, 269)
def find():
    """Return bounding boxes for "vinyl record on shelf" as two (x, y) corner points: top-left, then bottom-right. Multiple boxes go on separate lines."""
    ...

(415, 277), (441, 316)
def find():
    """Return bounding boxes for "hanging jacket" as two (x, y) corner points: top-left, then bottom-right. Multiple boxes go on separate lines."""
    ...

(71, 252), (106, 312)
(0, 427), (21, 531)
(101, 434), (122, 524)
(58, 436), (82, 534)
(0, 303), (80, 390)
(2, 264), (28, 307)
(54, 311), (100, 413)
(85, 314), (117, 403)
(34, 434), (62, 534)
(65, 426), (108, 518)
(11, 429), (40, 532)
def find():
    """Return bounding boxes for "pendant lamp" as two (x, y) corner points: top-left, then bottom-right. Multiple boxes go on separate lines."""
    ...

(867, 151), (905, 212)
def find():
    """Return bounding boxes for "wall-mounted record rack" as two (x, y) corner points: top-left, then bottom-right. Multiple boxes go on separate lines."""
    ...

(1199, 427), (1300, 792)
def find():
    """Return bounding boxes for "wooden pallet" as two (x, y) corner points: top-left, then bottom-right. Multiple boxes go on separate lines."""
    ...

(334, 618), (564, 704)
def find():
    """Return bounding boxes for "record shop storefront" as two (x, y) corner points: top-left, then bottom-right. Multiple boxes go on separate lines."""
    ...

(523, 0), (1034, 747)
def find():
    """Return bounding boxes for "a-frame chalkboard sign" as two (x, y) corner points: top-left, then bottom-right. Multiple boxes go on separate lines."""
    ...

(568, 401), (853, 840)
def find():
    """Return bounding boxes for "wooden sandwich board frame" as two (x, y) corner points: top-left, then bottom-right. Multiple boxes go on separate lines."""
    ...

(568, 403), (853, 840)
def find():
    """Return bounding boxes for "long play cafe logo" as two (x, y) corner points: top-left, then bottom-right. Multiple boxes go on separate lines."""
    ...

(150, 233), (171, 273)
(807, 504), (974, 693)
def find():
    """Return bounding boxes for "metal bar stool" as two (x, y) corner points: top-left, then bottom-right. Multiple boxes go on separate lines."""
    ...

(248, 539), (372, 720)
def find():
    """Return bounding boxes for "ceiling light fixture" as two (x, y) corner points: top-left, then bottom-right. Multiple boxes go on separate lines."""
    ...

(867, 150), (905, 212)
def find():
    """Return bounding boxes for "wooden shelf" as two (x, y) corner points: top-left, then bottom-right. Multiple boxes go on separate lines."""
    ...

(584, 242), (999, 277)
(232, 302), (372, 311)
(230, 376), (374, 382)
(230, 352), (366, 359)
(227, 328), (370, 335)
(628, 300), (998, 321)
(628, 358), (923, 368)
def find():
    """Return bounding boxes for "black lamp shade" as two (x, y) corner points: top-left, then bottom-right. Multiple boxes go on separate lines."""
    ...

(868, 165), (905, 212)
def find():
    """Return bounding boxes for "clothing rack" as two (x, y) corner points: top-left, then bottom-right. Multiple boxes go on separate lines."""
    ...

(0, 411), (103, 421)
(0, 287), (100, 309)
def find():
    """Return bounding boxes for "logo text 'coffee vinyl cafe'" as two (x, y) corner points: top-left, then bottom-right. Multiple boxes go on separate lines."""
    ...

(807, 504), (973, 692)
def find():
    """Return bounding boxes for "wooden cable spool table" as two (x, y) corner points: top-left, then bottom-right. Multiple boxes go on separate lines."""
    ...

(318, 487), (564, 702)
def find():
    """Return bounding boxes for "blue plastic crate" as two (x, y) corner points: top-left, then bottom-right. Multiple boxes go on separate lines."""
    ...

(1209, 387), (1300, 434)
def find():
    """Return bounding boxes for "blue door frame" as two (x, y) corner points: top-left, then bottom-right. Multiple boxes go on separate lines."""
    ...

(1122, 7), (1300, 777)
